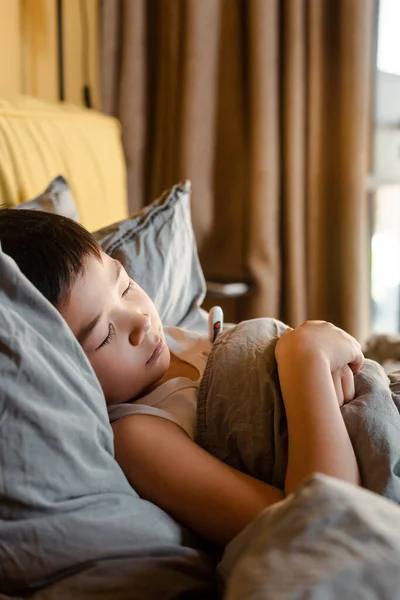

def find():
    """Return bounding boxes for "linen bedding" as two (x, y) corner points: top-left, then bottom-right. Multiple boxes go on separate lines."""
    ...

(2, 248), (400, 599)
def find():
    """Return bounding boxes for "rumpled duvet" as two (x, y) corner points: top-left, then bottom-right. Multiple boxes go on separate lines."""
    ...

(220, 474), (400, 599)
(196, 318), (400, 500)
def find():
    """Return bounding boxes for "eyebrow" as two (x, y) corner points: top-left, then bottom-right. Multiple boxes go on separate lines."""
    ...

(77, 260), (122, 346)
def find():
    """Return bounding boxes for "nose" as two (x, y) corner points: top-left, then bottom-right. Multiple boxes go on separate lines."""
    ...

(128, 313), (152, 346)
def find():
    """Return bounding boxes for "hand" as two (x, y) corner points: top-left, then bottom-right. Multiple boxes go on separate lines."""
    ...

(275, 320), (364, 375)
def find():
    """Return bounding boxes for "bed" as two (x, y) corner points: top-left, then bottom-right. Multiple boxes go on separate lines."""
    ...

(1, 96), (400, 599)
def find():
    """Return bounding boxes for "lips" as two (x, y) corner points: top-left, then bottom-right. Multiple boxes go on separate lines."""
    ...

(146, 339), (164, 364)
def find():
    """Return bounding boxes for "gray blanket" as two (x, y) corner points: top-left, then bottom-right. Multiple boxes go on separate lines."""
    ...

(220, 474), (400, 599)
(196, 318), (400, 501)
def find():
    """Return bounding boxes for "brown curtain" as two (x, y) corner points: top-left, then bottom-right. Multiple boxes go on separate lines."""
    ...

(100, 0), (374, 341)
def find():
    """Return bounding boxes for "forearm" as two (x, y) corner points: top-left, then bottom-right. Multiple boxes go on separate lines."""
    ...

(277, 353), (360, 494)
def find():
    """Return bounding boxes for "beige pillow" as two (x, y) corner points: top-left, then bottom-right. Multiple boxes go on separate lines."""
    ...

(15, 176), (79, 222)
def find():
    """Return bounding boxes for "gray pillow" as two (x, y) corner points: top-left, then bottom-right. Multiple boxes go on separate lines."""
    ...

(0, 247), (214, 596)
(93, 181), (208, 333)
(15, 175), (79, 221)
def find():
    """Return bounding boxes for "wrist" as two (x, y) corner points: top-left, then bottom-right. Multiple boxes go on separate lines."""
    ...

(277, 347), (335, 411)
(275, 333), (329, 371)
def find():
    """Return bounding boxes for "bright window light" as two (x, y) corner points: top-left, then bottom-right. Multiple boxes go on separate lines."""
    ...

(371, 185), (400, 333)
(377, 0), (400, 75)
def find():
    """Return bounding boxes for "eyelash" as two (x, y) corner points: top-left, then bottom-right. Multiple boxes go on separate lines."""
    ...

(98, 280), (134, 349)
(122, 280), (134, 297)
(98, 324), (115, 349)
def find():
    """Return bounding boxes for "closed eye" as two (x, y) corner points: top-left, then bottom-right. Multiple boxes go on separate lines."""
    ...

(97, 324), (115, 350)
(122, 280), (134, 298)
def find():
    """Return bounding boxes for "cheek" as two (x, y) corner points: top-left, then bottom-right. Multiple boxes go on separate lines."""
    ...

(89, 355), (115, 393)
(92, 351), (132, 382)
(88, 348), (124, 386)
(93, 356), (140, 404)
(87, 336), (170, 404)
(88, 348), (151, 404)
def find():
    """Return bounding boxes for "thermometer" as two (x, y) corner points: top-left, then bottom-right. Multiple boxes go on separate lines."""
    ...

(208, 306), (224, 343)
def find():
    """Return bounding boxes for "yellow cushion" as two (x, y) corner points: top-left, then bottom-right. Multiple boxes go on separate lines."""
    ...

(0, 95), (128, 231)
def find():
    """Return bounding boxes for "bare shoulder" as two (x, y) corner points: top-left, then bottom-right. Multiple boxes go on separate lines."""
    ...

(111, 414), (198, 485)
(111, 413), (188, 445)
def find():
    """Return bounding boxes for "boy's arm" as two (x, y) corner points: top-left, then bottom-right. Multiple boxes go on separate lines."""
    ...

(275, 321), (363, 495)
(112, 415), (283, 546)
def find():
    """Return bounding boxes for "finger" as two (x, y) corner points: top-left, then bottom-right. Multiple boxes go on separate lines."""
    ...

(348, 349), (364, 373)
(341, 366), (356, 404)
(332, 370), (344, 407)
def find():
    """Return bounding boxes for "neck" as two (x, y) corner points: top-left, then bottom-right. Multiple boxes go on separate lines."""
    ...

(144, 352), (199, 395)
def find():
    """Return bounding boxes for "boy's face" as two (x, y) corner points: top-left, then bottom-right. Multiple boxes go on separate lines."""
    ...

(59, 251), (170, 405)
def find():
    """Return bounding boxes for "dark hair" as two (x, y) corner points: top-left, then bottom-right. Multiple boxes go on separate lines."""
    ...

(0, 209), (101, 306)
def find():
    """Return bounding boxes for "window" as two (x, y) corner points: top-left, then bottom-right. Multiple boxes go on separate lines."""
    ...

(371, 185), (400, 332)
(377, 0), (400, 77)
(371, 0), (400, 333)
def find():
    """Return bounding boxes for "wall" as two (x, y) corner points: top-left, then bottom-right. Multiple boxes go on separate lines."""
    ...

(0, 0), (99, 108)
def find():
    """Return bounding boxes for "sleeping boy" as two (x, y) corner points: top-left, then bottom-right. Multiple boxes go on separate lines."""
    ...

(0, 208), (370, 546)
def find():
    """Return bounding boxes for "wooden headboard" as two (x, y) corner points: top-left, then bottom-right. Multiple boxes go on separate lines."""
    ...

(0, 0), (99, 108)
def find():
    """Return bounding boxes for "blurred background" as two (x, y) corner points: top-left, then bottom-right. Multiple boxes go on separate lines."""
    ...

(0, 0), (396, 343)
